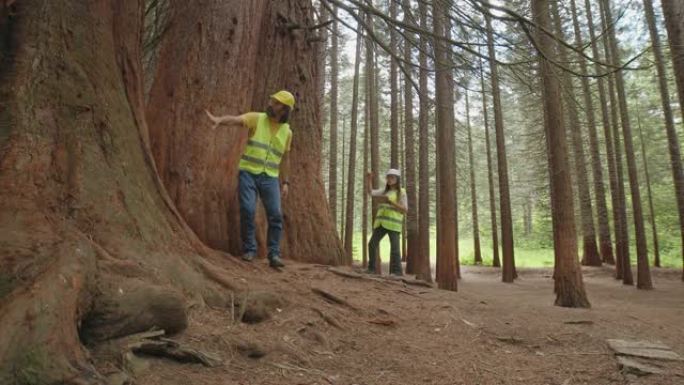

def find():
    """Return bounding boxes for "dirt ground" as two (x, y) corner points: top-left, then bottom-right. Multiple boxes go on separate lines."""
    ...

(99, 261), (684, 385)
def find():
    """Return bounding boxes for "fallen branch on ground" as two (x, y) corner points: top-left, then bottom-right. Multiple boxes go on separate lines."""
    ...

(328, 267), (433, 288)
(311, 307), (343, 329)
(130, 338), (222, 367)
(311, 287), (358, 311)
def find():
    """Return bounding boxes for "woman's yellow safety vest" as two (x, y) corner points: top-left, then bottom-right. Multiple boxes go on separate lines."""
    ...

(239, 113), (291, 177)
(373, 188), (405, 233)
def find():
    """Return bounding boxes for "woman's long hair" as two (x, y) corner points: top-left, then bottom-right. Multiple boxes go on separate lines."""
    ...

(383, 176), (402, 194)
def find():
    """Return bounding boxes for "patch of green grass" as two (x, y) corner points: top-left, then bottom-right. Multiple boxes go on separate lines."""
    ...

(349, 229), (682, 270)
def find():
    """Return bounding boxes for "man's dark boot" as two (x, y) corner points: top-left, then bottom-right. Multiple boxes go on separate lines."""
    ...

(269, 255), (285, 268)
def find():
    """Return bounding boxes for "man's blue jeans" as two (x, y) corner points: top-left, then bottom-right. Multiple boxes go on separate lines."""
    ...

(238, 170), (283, 259)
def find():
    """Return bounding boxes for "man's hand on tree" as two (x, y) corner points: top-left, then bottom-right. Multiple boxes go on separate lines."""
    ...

(205, 109), (221, 129)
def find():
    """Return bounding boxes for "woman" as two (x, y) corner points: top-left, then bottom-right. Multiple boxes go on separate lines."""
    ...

(366, 169), (408, 276)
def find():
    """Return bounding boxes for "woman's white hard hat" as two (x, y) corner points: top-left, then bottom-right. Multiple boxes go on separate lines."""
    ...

(386, 169), (401, 177)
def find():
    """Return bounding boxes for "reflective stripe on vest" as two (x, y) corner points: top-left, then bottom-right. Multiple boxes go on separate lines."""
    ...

(245, 139), (284, 158)
(239, 113), (291, 177)
(373, 188), (405, 232)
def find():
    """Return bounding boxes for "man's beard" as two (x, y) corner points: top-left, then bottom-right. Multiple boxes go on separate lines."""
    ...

(266, 106), (277, 118)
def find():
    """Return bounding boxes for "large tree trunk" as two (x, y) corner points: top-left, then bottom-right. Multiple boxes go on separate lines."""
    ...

(433, 0), (458, 291)
(416, 1), (432, 282)
(403, 0), (419, 276)
(485, 12), (516, 282)
(146, 0), (343, 265)
(531, 0), (591, 308)
(0, 0), (242, 381)
(465, 91), (483, 265)
(550, 0), (601, 267)
(602, 0), (652, 289)
(570, 0), (615, 265)
(659, 0), (684, 281)
(343, 28), (363, 264)
(479, 56), (501, 268)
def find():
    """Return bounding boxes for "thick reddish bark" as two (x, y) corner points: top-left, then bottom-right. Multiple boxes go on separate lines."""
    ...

(146, 0), (343, 265)
(0, 0), (240, 382)
(531, 0), (590, 308)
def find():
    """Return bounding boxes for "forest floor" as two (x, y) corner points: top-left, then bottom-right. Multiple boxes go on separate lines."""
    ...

(94, 261), (684, 385)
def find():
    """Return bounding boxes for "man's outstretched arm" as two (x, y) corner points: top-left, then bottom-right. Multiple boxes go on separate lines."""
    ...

(205, 109), (244, 128)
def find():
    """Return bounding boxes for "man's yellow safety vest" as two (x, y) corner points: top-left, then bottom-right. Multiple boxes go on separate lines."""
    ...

(373, 188), (405, 232)
(239, 113), (291, 177)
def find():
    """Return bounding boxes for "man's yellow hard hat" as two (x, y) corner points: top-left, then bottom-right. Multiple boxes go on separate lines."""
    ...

(270, 90), (296, 108)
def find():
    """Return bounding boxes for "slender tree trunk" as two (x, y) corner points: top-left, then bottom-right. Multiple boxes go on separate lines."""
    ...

(531, 0), (591, 308)
(363, 74), (370, 268)
(654, 0), (684, 279)
(433, 0), (458, 291)
(466, 91), (483, 265)
(389, 0), (399, 168)
(344, 33), (366, 265)
(571, 0), (615, 265)
(602, 0), (652, 289)
(366, 5), (382, 274)
(485, 12), (516, 282)
(597, 0), (632, 283)
(479, 56), (501, 268)
(317, 2), (328, 144)
(524, 196), (533, 235)
(400, 92), (408, 262)
(403, 0), (419, 275)
(447, 18), (461, 281)
(416, 1), (432, 282)
(586, 0), (621, 269)
(361, 115), (370, 268)
(635, 106), (661, 268)
(329, 8), (339, 229)
(341, 117), (347, 242)
(550, 0), (601, 267)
